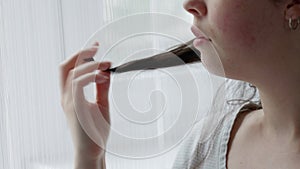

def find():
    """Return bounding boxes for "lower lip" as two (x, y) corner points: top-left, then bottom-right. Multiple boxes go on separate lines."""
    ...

(193, 38), (209, 47)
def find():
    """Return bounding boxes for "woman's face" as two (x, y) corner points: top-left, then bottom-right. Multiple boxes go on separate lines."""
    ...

(184, 0), (287, 81)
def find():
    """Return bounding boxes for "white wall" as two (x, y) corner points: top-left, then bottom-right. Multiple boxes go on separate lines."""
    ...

(0, 0), (73, 168)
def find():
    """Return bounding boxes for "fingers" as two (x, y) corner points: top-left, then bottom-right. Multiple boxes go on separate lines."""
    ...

(74, 46), (99, 65)
(96, 71), (111, 105)
(59, 42), (99, 92)
(98, 62), (111, 71)
(62, 42), (99, 69)
(71, 61), (100, 79)
(96, 62), (111, 104)
(72, 61), (112, 80)
(73, 71), (110, 104)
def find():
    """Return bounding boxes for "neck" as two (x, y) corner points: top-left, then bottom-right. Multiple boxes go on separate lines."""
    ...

(255, 72), (300, 141)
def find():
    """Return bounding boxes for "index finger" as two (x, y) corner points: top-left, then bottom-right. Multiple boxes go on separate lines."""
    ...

(59, 42), (99, 91)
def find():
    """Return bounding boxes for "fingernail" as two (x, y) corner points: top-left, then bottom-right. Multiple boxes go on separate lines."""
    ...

(99, 64), (110, 71)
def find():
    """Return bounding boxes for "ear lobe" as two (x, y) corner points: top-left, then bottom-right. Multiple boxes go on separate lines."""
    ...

(285, 2), (300, 20)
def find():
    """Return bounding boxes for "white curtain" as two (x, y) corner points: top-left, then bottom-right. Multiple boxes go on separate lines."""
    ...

(0, 0), (220, 168)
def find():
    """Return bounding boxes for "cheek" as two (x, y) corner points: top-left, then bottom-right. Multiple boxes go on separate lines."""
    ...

(212, 3), (257, 49)
(203, 1), (279, 79)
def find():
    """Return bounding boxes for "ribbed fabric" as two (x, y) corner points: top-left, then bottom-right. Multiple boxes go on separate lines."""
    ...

(171, 102), (254, 169)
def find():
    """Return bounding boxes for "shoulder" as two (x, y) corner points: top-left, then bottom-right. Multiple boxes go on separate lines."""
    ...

(171, 102), (262, 169)
(225, 104), (263, 168)
(201, 102), (262, 168)
(228, 101), (263, 140)
(228, 102), (263, 148)
(227, 106), (263, 155)
(171, 110), (234, 169)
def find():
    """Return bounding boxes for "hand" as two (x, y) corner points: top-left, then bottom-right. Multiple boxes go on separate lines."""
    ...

(59, 42), (111, 161)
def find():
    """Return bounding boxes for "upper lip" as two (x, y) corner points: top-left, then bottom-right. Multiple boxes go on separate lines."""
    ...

(191, 25), (210, 40)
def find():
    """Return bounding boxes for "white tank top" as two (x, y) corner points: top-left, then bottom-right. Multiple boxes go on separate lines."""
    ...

(171, 102), (260, 169)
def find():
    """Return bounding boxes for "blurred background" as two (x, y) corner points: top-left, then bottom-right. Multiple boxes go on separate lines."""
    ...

(0, 0), (224, 168)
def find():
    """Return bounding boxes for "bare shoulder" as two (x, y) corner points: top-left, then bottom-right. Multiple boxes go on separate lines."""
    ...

(230, 108), (263, 142)
(226, 108), (264, 168)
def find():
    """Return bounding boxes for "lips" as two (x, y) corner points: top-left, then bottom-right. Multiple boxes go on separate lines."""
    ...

(191, 25), (211, 47)
(191, 25), (211, 41)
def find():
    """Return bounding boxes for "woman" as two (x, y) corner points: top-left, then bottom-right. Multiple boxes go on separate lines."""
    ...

(59, 0), (300, 168)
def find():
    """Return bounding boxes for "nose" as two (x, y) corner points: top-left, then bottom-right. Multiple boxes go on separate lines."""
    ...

(183, 0), (207, 17)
